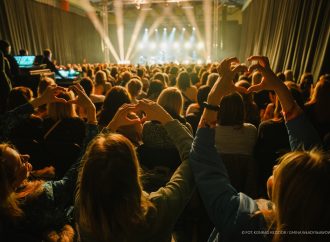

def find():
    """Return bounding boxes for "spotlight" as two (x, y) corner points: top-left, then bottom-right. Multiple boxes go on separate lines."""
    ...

(160, 42), (167, 49)
(150, 42), (156, 50)
(173, 42), (179, 49)
(184, 42), (191, 49)
(155, 28), (158, 32)
(173, 27), (176, 31)
(197, 42), (204, 50)
(182, 27), (186, 31)
(183, 60), (190, 64)
(192, 27), (196, 31)
(164, 28), (167, 31)
(145, 28), (148, 32)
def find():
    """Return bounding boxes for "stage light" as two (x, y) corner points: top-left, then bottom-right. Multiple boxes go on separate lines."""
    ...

(183, 60), (190, 64)
(145, 28), (148, 32)
(197, 59), (203, 64)
(119, 60), (130, 64)
(150, 42), (156, 50)
(164, 28), (167, 31)
(184, 42), (191, 49)
(192, 27), (196, 31)
(155, 28), (158, 32)
(173, 27), (176, 31)
(138, 42), (144, 49)
(173, 42), (179, 49)
(160, 42), (167, 49)
(197, 42), (204, 50)
(182, 27), (186, 31)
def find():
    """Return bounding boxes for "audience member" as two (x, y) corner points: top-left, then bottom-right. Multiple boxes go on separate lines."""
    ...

(0, 40), (19, 80)
(0, 50), (12, 114)
(97, 86), (131, 128)
(0, 85), (96, 241)
(190, 56), (323, 242)
(75, 99), (194, 242)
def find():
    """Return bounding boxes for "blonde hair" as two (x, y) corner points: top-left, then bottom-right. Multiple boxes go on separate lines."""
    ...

(47, 91), (77, 121)
(126, 78), (143, 98)
(270, 149), (330, 242)
(157, 87), (183, 116)
(0, 144), (43, 222)
(76, 133), (154, 241)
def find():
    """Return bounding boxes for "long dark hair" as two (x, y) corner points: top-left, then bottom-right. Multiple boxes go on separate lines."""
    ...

(97, 86), (131, 127)
(76, 133), (154, 241)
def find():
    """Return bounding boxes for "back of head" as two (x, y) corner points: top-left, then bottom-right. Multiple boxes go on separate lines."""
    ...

(147, 79), (165, 101)
(76, 133), (145, 241)
(190, 72), (199, 86)
(119, 71), (132, 87)
(284, 69), (294, 82)
(94, 71), (107, 86)
(299, 72), (313, 88)
(169, 66), (179, 75)
(308, 74), (330, 122)
(157, 87), (183, 116)
(47, 91), (77, 121)
(43, 48), (51, 59)
(176, 71), (191, 91)
(19, 49), (28, 56)
(80, 77), (94, 97)
(153, 72), (165, 86)
(0, 40), (10, 55)
(200, 71), (209, 86)
(273, 150), (330, 241)
(126, 78), (143, 98)
(276, 72), (286, 82)
(7, 87), (33, 111)
(206, 73), (219, 88)
(218, 92), (244, 126)
(197, 85), (211, 108)
(310, 74), (330, 104)
(98, 86), (131, 127)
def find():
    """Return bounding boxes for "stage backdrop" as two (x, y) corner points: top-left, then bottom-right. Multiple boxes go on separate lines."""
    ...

(239, 0), (329, 81)
(0, 0), (103, 64)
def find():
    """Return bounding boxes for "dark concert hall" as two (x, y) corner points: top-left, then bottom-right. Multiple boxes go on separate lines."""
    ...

(0, 0), (329, 241)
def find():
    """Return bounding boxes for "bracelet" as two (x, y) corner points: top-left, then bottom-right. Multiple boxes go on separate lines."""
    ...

(87, 120), (98, 125)
(203, 102), (220, 111)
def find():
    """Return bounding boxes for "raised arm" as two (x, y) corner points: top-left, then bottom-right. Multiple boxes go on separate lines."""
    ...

(189, 58), (258, 236)
(247, 56), (321, 150)
(0, 85), (67, 141)
(50, 84), (98, 208)
(136, 99), (195, 230)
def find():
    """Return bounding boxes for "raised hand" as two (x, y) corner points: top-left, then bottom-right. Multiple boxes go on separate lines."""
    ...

(107, 104), (141, 131)
(247, 56), (282, 92)
(68, 84), (96, 124)
(136, 99), (173, 125)
(208, 57), (248, 105)
(30, 85), (67, 108)
(68, 84), (95, 111)
(247, 55), (299, 120)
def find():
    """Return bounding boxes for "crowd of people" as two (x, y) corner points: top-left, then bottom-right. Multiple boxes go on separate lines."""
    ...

(0, 39), (330, 242)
